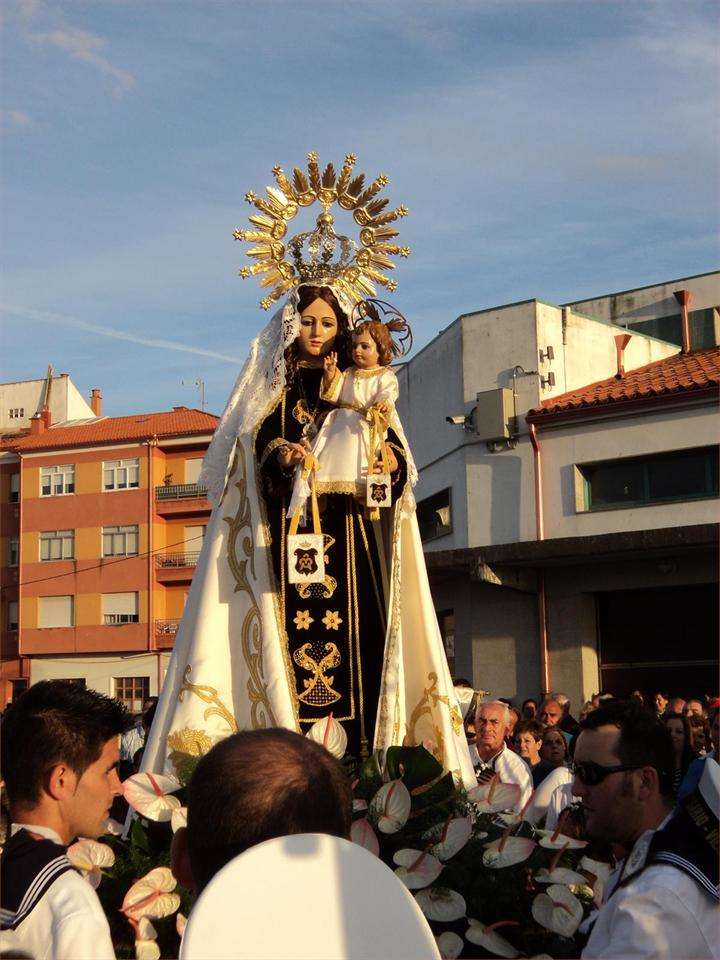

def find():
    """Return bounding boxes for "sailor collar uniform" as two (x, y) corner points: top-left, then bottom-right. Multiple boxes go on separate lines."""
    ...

(0, 823), (115, 960)
(581, 810), (720, 959)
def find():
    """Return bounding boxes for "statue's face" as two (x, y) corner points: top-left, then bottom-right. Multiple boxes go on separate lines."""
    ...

(297, 297), (338, 359)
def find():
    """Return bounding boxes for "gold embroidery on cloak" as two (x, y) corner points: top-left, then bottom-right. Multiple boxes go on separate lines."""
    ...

(178, 664), (238, 733)
(224, 445), (277, 729)
(293, 642), (342, 706)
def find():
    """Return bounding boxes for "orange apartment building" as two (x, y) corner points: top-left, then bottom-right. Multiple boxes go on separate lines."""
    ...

(0, 403), (218, 710)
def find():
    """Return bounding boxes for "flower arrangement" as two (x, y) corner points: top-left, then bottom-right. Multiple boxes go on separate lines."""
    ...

(87, 718), (609, 959)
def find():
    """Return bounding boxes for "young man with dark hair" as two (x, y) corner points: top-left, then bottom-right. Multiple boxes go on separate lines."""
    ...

(0, 680), (129, 959)
(172, 728), (352, 894)
(575, 700), (717, 958)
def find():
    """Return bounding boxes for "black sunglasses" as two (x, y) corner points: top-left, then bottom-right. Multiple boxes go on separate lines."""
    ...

(570, 761), (640, 786)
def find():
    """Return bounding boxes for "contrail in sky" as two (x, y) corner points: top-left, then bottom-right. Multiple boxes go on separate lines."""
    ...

(0, 303), (242, 364)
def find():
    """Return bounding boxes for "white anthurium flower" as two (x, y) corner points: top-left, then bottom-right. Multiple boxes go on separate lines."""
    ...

(538, 832), (587, 851)
(579, 856), (613, 906)
(531, 884), (583, 937)
(467, 777), (521, 814)
(171, 806), (188, 833)
(122, 867), (181, 920)
(535, 867), (587, 886)
(352, 798), (368, 812)
(495, 791), (535, 827)
(122, 772), (182, 823)
(136, 918), (157, 941)
(67, 839), (115, 888)
(103, 817), (124, 836)
(415, 886), (466, 922)
(306, 714), (348, 759)
(436, 931), (464, 959)
(176, 913), (187, 938)
(424, 816), (472, 861)
(466, 919), (520, 958)
(350, 817), (380, 857)
(135, 940), (160, 960)
(393, 849), (444, 890)
(482, 833), (536, 868)
(370, 779), (411, 834)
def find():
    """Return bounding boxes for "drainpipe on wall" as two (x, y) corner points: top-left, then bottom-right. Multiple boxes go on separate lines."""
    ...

(146, 440), (155, 687)
(528, 423), (551, 695)
(673, 289), (693, 354)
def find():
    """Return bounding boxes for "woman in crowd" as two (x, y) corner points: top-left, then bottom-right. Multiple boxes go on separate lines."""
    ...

(539, 725), (569, 770)
(664, 711), (695, 795)
(514, 720), (554, 787)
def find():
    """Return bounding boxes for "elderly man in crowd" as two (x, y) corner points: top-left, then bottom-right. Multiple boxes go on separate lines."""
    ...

(539, 697), (572, 745)
(0, 680), (129, 960)
(471, 700), (531, 812)
(171, 728), (352, 894)
(576, 700), (718, 959)
(683, 698), (706, 719)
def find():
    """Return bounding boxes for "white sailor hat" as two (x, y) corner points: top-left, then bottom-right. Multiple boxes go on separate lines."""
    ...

(179, 833), (440, 959)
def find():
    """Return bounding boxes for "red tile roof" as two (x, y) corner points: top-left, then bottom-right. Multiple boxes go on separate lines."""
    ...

(1, 407), (219, 452)
(528, 347), (720, 422)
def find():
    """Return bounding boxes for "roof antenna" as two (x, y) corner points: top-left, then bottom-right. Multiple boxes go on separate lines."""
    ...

(181, 377), (206, 411)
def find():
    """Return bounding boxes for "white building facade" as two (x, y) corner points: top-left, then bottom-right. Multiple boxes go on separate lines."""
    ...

(398, 272), (719, 710)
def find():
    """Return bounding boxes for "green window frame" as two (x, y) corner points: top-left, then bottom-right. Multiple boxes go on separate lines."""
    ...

(581, 445), (718, 512)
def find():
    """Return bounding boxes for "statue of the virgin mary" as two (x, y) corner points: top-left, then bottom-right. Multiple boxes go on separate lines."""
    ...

(142, 153), (475, 786)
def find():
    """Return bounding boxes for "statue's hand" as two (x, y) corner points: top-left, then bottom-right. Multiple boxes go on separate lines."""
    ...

(277, 441), (308, 469)
(370, 448), (398, 475)
(323, 351), (338, 386)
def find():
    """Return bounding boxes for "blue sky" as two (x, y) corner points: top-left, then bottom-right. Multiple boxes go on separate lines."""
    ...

(1, 0), (718, 417)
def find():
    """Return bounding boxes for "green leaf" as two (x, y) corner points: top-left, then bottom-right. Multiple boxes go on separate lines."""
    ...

(130, 817), (150, 854)
(385, 745), (443, 790)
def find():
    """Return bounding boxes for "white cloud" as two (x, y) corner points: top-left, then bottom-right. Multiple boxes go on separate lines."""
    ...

(30, 26), (135, 95)
(9, 0), (135, 96)
(0, 303), (242, 364)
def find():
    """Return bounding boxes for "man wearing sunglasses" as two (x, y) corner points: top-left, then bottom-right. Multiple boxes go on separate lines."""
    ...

(577, 700), (718, 959)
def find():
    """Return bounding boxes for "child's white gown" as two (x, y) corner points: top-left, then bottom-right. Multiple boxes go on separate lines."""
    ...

(288, 365), (399, 517)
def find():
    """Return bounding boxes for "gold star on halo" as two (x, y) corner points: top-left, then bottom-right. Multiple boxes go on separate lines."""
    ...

(322, 610), (343, 631)
(293, 610), (314, 630)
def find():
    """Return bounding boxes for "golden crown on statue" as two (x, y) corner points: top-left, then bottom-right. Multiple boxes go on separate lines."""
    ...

(234, 152), (411, 309)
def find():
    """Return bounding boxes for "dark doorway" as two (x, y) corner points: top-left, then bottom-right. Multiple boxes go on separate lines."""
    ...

(597, 583), (718, 701)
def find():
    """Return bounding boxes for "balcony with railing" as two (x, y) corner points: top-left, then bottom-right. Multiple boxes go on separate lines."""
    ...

(154, 618), (180, 649)
(154, 551), (200, 583)
(154, 483), (210, 517)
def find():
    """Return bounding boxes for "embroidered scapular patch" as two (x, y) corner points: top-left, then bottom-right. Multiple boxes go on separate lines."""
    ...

(366, 473), (391, 508)
(288, 533), (326, 584)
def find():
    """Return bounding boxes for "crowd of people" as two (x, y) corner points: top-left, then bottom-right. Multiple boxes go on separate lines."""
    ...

(0, 679), (717, 959)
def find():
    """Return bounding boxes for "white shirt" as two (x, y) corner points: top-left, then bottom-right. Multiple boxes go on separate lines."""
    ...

(470, 743), (532, 812)
(526, 765), (574, 825)
(1, 823), (116, 960)
(582, 824), (720, 959)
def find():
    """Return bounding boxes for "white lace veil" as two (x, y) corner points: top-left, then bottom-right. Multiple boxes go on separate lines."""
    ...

(199, 284), (356, 505)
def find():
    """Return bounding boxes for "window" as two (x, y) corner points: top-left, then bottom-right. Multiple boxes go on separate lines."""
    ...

(185, 458), (203, 484)
(41, 464), (75, 497)
(103, 525), (139, 557)
(184, 525), (206, 551)
(580, 446), (719, 511)
(114, 676), (150, 713)
(7, 601), (18, 631)
(103, 459), (140, 491)
(103, 592), (139, 625)
(438, 609), (455, 675)
(9, 538), (19, 567)
(39, 595), (74, 628)
(417, 488), (452, 542)
(40, 530), (74, 561)
(8, 408), (25, 419)
(10, 474), (19, 503)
